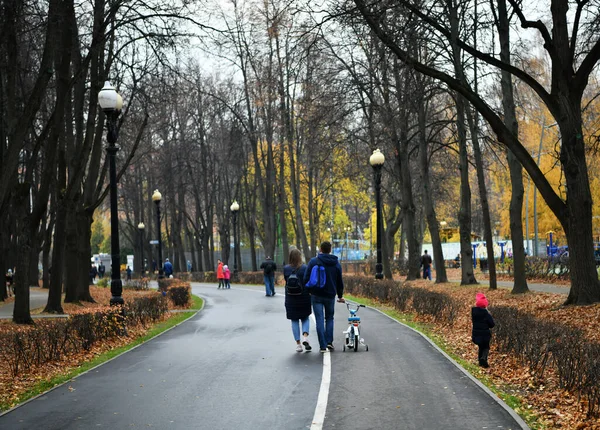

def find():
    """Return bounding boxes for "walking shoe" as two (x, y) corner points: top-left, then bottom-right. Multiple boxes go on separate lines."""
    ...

(296, 344), (303, 353)
(319, 348), (327, 353)
(327, 343), (335, 351)
(303, 338), (312, 351)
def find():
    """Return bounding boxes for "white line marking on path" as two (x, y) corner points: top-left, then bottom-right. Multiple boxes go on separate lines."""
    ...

(310, 348), (331, 430)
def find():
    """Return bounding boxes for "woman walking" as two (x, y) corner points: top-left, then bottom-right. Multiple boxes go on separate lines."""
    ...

(283, 248), (312, 352)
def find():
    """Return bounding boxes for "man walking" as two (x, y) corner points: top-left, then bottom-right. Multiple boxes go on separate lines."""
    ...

(98, 263), (106, 279)
(304, 241), (345, 353)
(421, 249), (433, 280)
(260, 256), (277, 296)
(163, 258), (173, 277)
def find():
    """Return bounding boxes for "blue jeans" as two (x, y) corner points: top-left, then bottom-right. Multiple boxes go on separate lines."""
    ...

(291, 318), (310, 342)
(423, 266), (432, 280)
(311, 295), (336, 349)
(264, 274), (275, 295)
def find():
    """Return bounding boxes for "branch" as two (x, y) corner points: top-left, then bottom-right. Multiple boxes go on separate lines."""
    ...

(400, 0), (554, 109)
(352, 0), (568, 223)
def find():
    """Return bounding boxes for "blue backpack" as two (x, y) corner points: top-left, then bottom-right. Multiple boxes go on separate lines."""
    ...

(306, 257), (326, 288)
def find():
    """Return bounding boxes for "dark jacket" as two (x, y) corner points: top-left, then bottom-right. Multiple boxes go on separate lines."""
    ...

(260, 259), (277, 276)
(303, 253), (344, 299)
(420, 253), (432, 268)
(471, 307), (495, 344)
(283, 264), (311, 320)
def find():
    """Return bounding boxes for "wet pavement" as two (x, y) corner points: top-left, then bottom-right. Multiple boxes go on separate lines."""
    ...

(0, 283), (528, 429)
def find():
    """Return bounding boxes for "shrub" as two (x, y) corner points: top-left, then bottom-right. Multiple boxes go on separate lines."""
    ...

(0, 296), (170, 378)
(127, 295), (168, 326)
(490, 305), (600, 416)
(123, 278), (150, 291)
(96, 277), (109, 288)
(168, 286), (191, 307)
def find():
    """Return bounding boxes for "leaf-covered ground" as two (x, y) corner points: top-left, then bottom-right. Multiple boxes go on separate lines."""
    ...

(401, 271), (600, 429)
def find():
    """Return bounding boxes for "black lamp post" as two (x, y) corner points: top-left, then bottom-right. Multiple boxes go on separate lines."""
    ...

(230, 201), (240, 280)
(98, 81), (124, 305)
(138, 222), (145, 276)
(152, 189), (164, 279)
(370, 148), (385, 279)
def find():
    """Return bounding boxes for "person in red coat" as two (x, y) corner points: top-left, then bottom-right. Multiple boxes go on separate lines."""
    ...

(216, 259), (224, 289)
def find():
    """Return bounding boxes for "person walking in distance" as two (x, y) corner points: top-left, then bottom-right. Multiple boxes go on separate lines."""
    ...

(472, 292), (495, 368)
(260, 256), (277, 296)
(223, 264), (231, 289)
(283, 248), (311, 352)
(216, 259), (224, 289)
(420, 249), (433, 280)
(98, 263), (106, 279)
(163, 258), (173, 277)
(304, 241), (345, 353)
(89, 264), (98, 285)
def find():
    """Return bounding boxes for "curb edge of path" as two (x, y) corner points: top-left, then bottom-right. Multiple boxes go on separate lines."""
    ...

(370, 306), (530, 430)
(0, 298), (205, 418)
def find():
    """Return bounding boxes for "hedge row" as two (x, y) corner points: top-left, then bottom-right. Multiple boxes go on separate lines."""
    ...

(492, 305), (600, 416)
(343, 276), (459, 326)
(0, 294), (169, 377)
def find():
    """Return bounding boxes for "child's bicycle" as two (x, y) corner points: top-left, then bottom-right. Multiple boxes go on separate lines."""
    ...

(342, 301), (368, 352)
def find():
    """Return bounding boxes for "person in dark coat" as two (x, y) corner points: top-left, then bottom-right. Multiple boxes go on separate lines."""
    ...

(260, 256), (277, 296)
(304, 241), (345, 352)
(472, 292), (495, 368)
(283, 248), (311, 352)
(89, 264), (98, 285)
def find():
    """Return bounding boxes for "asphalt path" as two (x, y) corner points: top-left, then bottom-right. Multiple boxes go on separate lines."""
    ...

(0, 283), (527, 429)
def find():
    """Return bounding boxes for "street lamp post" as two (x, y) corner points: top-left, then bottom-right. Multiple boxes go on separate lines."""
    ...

(230, 201), (240, 280)
(98, 81), (124, 305)
(138, 222), (145, 276)
(370, 149), (385, 279)
(152, 190), (164, 279)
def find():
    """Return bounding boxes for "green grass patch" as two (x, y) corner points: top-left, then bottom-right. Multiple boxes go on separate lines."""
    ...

(190, 294), (203, 309)
(345, 294), (544, 429)
(0, 305), (201, 412)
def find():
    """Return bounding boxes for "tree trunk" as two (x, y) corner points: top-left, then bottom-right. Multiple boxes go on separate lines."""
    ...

(496, 0), (529, 294)
(561, 118), (600, 304)
(418, 99), (447, 283)
(465, 108), (497, 289)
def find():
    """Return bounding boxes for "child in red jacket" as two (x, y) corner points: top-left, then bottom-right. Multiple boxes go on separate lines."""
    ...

(223, 265), (231, 289)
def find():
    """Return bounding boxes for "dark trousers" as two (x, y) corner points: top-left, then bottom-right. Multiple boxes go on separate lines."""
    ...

(477, 340), (490, 366)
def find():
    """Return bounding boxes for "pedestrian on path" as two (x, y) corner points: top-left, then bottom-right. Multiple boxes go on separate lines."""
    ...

(89, 264), (98, 285)
(5, 268), (14, 297)
(223, 265), (231, 289)
(164, 258), (173, 277)
(98, 263), (106, 279)
(216, 259), (224, 289)
(126, 266), (132, 281)
(283, 248), (311, 352)
(471, 292), (495, 368)
(260, 256), (277, 296)
(421, 250), (433, 280)
(304, 241), (345, 353)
